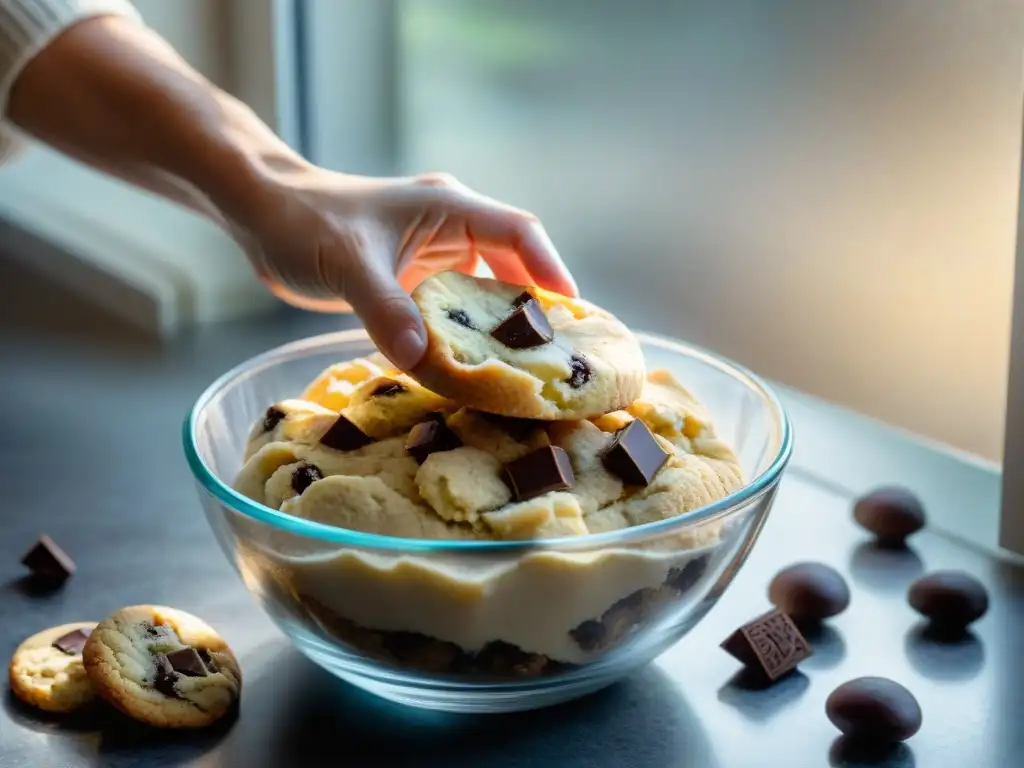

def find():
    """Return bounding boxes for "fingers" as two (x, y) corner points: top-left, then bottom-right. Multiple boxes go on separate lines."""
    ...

(414, 174), (579, 297)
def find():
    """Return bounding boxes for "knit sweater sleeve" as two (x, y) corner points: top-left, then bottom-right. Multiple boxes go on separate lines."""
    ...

(0, 0), (143, 165)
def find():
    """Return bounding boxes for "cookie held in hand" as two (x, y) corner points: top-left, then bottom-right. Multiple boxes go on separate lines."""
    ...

(410, 271), (645, 420)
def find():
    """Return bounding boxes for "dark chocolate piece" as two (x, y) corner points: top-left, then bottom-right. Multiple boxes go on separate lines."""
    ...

(512, 291), (534, 307)
(291, 464), (323, 495)
(262, 406), (286, 433)
(406, 416), (463, 463)
(853, 487), (925, 547)
(480, 412), (542, 442)
(768, 562), (851, 625)
(319, 414), (373, 452)
(21, 535), (76, 582)
(165, 647), (210, 678)
(720, 608), (812, 682)
(601, 420), (669, 486)
(566, 353), (593, 389)
(503, 446), (575, 501)
(52, 628), (92, 655)
(490, 299), (554, 349)
(908, 570), (988, 630)
(444, 308), (477, 330)
(152, 653), (180, 698)
(371, 380), (407, 397)
(826, 677), (922, 743)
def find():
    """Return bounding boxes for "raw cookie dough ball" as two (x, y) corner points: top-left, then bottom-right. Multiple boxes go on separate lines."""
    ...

(9, 622), (97, 713)
(342, 373), (455, 440)
(548, 420), (625, 516)
(481, 492), (589, 539)
(83, 606), (241, 728)
(415, 446), (512, 524)
(245, 399), (336, 461)
(411, 271), (645, 420)
(302, 354), (395, 411)
(445, 408), (551, 464)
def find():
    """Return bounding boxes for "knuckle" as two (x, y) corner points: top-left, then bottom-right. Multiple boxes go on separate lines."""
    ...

(416, 171), (459, 189)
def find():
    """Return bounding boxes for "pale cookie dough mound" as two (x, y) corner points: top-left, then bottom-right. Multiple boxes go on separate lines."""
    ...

(302, 353), (395, 411)
(342, 373), (455, 440)
(446, 408), (550, 464)
(481, 492), (589, 539)
(548, 420), (624, 516)
(245, 399), (336, 461)
(411, 271), (645, 420)
(281, 474), (481, 540)
(415, 446), (512, 524)
(83, 606), (241, 729)
(9, 622), (97, 713)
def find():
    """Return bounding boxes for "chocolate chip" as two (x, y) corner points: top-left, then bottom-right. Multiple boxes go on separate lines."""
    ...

(371, 380), (407, 397)
(152, 653), (180, 698)
(826, 677), (922, 743)
(601, 420), (669, 486)
(165, 647), (210, 678)
(52, 628), (92, 655)
(444, 308), (476, 330)
(480, 412), (542, 442)
(262, 406), (286, 433)
(21, 535), (76, 583)
(319, 414), (373, 452)
(490, 299), (554, 349)
(503, 446), (575, 502)
(768, 562), (851, 625)
(566, 353), (593, 389)
(512, 291), (534, 307)
(291, 464), (323, 495)
(406, 416), (463, 463)
(720, 608), (813, 682)
(853, 487), (925, 547)
(908, 570), (988, 630)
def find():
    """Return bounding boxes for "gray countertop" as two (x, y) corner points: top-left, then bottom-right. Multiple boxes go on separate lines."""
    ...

(1, 256), (1021, 768)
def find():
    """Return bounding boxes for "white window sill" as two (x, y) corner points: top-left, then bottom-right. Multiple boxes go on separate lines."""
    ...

(0, 146), (277, 337)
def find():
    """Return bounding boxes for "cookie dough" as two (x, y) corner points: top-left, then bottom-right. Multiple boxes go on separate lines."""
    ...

(8, 622), (97, 713)
(411, 271), (645, 420)
(83, 605), (241, 728)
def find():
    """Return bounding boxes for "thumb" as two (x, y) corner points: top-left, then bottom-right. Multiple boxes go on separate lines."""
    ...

(340, 256), (427, 372)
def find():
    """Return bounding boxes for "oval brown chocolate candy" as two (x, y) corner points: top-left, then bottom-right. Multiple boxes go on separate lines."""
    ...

(768, 562), (850, 624)
(853, 487), (925, 547)
(908, 570), (988, 630)
(826, 677), (921, 743)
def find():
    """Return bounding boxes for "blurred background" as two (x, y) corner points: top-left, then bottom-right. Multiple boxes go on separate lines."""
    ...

(0, 0), (1021, 464)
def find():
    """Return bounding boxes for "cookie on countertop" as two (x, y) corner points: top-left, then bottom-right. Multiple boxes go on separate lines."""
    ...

(83, 605), (241, 728)
(411, 271), (645, 420)
(9, 622), (97, 713)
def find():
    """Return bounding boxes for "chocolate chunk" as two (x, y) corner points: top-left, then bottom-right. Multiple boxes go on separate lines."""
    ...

(480, 412), (542, 442)
(826, 677), (922, 743)
(319, 414), (373, 451)
(444, 308), (476, 330)
(908, 570), (988, 630)
(566, 353), (593, 389)
(768, 562), (851, 625)
(165, 647), (210, 678)
(503, 446), (575, 501)
(512, 291), (534, 307)
(21, 535), (76, 583)
(52, 628), (92, 655)
(262, 406), (286, 433)
(490, 299), (554, 349)
(406, 416), (463, 463)
(853, 487), (925, 547)
(601, 419), (669, 486)
(291, 464), (323, 495)
(152, 653), (180, 698)
(371, 380), (407, 397)
(720, 608), (812, 682)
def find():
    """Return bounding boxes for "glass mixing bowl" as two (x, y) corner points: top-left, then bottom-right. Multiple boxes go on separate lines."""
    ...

(184, 329), (792, 713)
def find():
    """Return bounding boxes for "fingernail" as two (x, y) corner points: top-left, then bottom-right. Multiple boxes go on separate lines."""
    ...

(390, 327), (427, 370)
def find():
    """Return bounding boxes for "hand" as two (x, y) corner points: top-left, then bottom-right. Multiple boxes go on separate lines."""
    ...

(231, 166), (578, 371)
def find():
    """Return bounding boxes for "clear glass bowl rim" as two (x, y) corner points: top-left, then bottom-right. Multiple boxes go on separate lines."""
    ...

(183, 328), (793, 553)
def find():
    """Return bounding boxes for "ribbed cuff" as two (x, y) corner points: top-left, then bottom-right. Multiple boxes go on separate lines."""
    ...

(0, 0), (144, 165)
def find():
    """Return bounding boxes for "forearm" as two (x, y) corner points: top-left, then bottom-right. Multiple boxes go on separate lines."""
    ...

(6, 15), (306, 227)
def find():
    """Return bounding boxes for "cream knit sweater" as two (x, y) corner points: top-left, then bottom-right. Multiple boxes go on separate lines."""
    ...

(0, 0), (141, 162)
